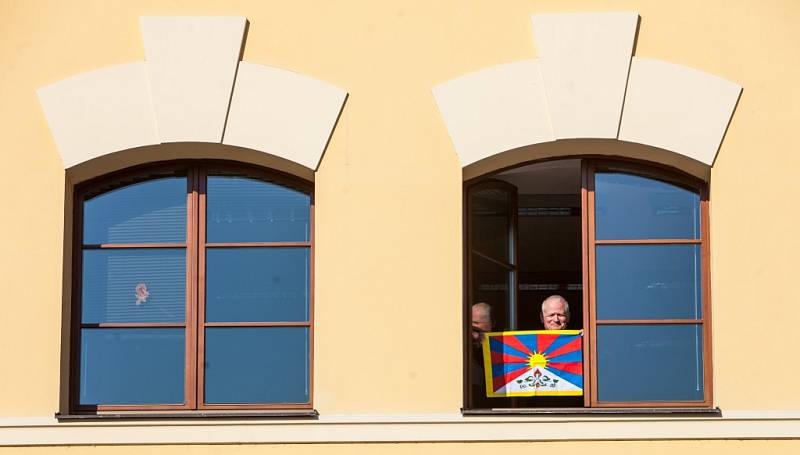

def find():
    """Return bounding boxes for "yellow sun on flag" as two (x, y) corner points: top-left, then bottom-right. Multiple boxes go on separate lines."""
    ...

(528, 352), (548, 369)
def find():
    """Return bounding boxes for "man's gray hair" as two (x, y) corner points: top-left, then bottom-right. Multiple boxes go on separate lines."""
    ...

(472, 302), (492, 320)
(540, 295), (570, 315)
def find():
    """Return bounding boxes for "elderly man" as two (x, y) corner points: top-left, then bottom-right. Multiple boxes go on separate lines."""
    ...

(471, 302), (493, 341)
(470, 302), (500, 407)
(540, 295), (570, 330)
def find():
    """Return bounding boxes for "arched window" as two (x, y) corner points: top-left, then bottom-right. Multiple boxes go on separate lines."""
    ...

(71, 161), (313, 413)
(465, 159), (710, 410)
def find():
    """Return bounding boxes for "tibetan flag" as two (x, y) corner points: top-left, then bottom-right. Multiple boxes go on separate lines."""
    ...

(481, 330), (583, 397)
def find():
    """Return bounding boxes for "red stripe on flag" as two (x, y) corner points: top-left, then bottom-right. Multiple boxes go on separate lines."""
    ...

(492, 364), (530, 390)
(536, 334), (558, 354)
(546, 336), (582, 359)
(498, 335), (532, 356)
(547, 361), (582, 375)
(491, 352), (530, 365)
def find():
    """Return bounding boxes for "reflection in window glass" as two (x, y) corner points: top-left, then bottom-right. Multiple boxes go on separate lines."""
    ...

(206, 248), (309, 322)
(471, 188), (510, 262)
(207, 176), (310, 243)
(204, 327), (309, 404)
(82, 249), (186, 323)
(595, 244), (702, 320)
(83, 177), (186, 244)
(80, 328), (184, 405)
(595, 173), (700, 240)
(471, 252), (512, 331)
(596, 324), (704, 402)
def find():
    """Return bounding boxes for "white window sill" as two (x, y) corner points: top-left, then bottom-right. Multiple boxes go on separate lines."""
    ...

(1, 411), (800, 446)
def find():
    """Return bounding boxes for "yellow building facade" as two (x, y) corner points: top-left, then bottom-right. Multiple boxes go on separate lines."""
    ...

(2, 0), (799, 452)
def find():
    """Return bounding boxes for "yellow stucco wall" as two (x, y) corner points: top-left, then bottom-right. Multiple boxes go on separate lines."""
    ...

(3, 440), (800, 455)
(1, 1), (799, 447)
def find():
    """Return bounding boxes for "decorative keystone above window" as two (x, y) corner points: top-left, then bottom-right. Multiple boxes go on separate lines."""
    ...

(432, 12), (743, 172)
(37, 17), (347, 171)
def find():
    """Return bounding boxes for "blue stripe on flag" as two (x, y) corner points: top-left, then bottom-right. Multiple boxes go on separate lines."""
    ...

(544, 366), (583, 389)
(514, 334), (537, 354)
(489, 337), (530, 360)
(491, 361), (529, 380)
(542, 334), (578, 356)
(546, 350), (582, 363)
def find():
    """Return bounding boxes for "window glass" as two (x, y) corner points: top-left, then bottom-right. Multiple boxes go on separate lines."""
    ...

(79, 328), (184, 405)
(206, 176), (310, 243)
(470, 188), (511, 262)
(204, 327), (310, 404)
(83, 177), (187, 244)
(596, 324), (704, 402)
(206, 248), (310, 322)
(595, 173), (700, 240)
(471, 252), (512, 331)
(81, 249), (186, 323)
(595, 244), (702, 320)
(75, 163), (313, 412)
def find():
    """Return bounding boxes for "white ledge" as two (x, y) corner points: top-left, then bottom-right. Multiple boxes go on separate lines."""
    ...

(2, 411), (800, 446)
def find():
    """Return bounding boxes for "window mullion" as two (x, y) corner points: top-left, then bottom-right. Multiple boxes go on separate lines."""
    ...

(184, 166), (199, 410)
(509, 183), (519, 331)
(196, 166), (208, 409)
(700, 189), (713, 406)
(586, 163), (601, 407)
(309, 200), (315, 408)
(581, 160), (592, 408)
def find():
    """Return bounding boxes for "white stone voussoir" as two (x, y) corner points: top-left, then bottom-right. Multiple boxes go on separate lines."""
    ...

(38, 16), (347, 173)
(433, 11), (741, 175)
(140, 16), (246, 143)
(532, 11), (639, 139)
(223, 62), (347, 171)
(432, 60), (555, 167)
(619, 57), (742, 166)
(37, 62), (160, 169)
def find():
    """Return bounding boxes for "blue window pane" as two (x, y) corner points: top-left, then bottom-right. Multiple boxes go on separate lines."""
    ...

(595, 172), (700, 240)
(83, 177), (187, 244)
(204, 327), (309, 404)
(596, 245), (701, 320)
(206, 248), (309, 322)
(597, 324), (704, 402)
(82, 249), (185, 323)
(207, 176), (310, 243)
(80, 328), (184, 405)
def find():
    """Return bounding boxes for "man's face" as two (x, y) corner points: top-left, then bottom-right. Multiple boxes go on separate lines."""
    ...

(471, 307), (492, 341)
(541, 300), (569, 330)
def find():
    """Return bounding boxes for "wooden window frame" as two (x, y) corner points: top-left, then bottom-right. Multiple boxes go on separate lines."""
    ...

(464, 180), (518, 408)
(70, 160), (314, 414)
(463, 157), (712, 410)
